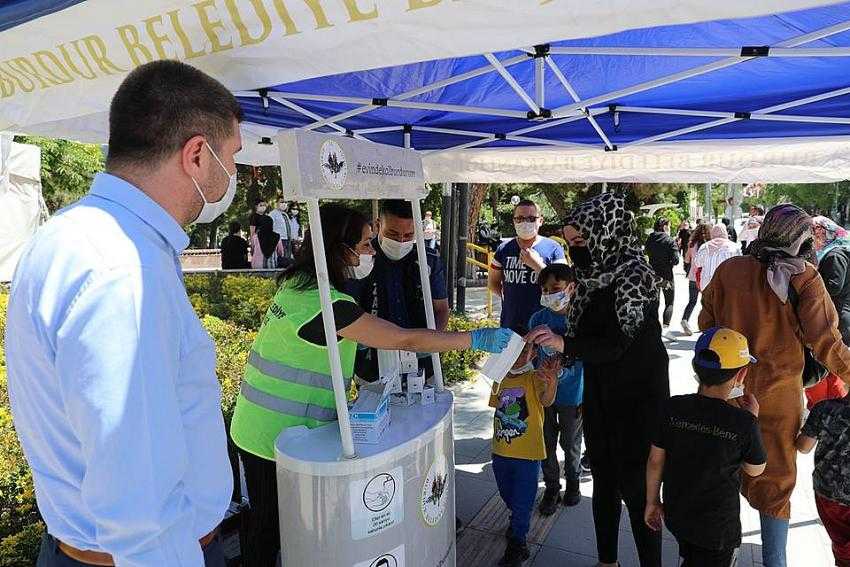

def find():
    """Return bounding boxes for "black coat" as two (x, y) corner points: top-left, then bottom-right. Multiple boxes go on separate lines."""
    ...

(818, 246), (850, 346)
(644, 231), (679, 281)
(563, 287), (670, 467)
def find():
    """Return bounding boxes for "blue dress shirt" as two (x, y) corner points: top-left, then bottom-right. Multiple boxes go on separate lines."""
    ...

(4, 173), (232, 566)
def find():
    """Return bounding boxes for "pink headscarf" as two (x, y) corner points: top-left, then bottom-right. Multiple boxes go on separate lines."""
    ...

(710, 223), (728, 240)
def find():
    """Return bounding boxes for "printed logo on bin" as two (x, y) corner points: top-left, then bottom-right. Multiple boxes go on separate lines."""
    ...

(420, 453), (449, 526)
(363, 473), (396, 512)
(320, 139), (347, 190)
(370, 554), (398, 567)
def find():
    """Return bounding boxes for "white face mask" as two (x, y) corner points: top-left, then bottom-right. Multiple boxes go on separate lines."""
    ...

(379, 234), (415, 261)
(515, 221), (538, 240)
(509, 360), (535, 375)
(277, 203), (287, 211)
(728, 384), (745, 399)
(192, 142), (237, 224)
(346, 253), (374, 280)
(540, 290), (570, 312)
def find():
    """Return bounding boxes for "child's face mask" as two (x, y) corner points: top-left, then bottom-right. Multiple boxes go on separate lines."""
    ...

(540, 290), (570, 312)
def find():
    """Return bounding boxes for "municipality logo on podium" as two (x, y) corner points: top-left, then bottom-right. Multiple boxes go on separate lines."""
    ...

(320, 139), (347, 191)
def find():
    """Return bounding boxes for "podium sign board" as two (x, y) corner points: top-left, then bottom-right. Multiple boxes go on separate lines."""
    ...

(277, 130), (426, 201)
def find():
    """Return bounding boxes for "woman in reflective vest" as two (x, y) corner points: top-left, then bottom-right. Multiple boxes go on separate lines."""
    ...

(230, 203), (513, 566)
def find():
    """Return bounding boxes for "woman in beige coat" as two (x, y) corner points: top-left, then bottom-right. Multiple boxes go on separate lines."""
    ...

(699, 204), (850, 567)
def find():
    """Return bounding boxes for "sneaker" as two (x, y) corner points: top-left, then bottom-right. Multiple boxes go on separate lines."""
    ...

(681, 319), (693, 336)
(498, 538), (531, 567)
(562, 482), (581, 507)
(538, 486), (560, 516)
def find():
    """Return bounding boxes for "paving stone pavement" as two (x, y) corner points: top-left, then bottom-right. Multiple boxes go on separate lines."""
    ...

(454, 274), (834, 566)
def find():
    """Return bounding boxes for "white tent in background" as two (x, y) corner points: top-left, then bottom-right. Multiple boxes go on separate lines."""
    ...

(0, 135), (46, 282)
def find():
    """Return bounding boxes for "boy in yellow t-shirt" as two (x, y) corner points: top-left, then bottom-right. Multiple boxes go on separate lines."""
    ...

(489, 332), (558, 566)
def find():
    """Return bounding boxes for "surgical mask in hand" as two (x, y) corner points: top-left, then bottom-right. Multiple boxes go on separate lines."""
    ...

(346, 254), (374, 280)
(569, 245), (593, 270)
(515, 222), (538, 240)
(509, 360), (535, 375)
(192, 142), (237, 224)
(379, 234), (415, 261)
(540, 290), (570, 311)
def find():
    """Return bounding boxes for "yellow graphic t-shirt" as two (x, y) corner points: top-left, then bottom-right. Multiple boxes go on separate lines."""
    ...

(489, 370), (546, 461)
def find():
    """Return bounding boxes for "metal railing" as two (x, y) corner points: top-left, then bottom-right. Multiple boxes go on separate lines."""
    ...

(465, 242), (494, 318)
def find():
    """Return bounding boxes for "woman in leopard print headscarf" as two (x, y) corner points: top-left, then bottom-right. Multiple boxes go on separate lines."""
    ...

(528, 193), (669, 567)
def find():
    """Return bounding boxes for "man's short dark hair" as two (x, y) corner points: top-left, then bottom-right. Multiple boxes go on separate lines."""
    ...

(380, 200), (413, 220)
(106, 60), (243, 170)
(654, 218), (670, 232)
(538, 263), (576, 286)
(693, 351), (741, 386)
(721, 218), (730, 226)
(228, 221), (241, 235)
(752, 205), (765, 215)
(513, 199), (538, 214)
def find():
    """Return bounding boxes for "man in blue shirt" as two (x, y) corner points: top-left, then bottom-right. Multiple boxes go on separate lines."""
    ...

(488, 199), (566, 329)
(4, 61), (242, 567)
(347, 200), (449, 381)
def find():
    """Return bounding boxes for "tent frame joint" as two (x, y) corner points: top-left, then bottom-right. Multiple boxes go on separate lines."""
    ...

(604, 144), (618, 152)
(372, 97), (389, 106)
(740, 45), (770, 57)
(734, 111), (752, 119)
(528, 108), (552, 120)
(532, 44), (550, 58)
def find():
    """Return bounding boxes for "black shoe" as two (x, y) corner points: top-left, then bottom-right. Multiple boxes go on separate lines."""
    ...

(456, 517), (464, 533)
(538, 486), (560, 516)
(498, 538), (531, 567)
(580, 454), (591, 474)
(562, 482), (581, 507)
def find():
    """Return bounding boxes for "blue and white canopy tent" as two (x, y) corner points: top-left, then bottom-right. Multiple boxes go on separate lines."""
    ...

(1, 0), (850, 181)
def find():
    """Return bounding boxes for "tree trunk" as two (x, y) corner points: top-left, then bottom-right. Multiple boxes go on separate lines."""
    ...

(540, 184), (582, 220)
(467, 183), (489, 243)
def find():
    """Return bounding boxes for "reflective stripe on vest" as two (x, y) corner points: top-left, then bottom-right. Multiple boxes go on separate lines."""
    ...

(239, 382), (338, 422)
(247, 351), (349, 391)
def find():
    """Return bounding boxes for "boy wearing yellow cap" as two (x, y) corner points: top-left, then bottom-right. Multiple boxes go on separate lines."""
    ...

(644, 327), (767, 567)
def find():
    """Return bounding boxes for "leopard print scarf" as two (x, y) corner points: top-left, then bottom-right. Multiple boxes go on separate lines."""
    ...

(564, 193), (663, 339)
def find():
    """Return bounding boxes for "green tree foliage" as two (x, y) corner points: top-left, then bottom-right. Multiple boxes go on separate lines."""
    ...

(13, 136), (104, 214)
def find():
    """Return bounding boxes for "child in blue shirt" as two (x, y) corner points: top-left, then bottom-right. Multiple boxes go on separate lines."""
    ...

(528, 263), (584, 515)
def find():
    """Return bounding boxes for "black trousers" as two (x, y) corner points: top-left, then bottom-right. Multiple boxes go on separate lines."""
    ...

(659, 281), (675, 326)
(682, 281), (700, 322)
(239, 449), (281, 567)
(541, 404), (583, 490)
(678, 540), (736, 567)
(591, 461), (662, 566)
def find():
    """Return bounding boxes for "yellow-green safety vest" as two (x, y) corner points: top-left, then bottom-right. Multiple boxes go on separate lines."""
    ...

(230, 281), (357, 460)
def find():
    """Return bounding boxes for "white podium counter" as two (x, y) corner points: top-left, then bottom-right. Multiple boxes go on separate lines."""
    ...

(275, 391), (456, 567)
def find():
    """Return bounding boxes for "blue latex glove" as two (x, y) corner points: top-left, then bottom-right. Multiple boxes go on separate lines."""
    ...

(470, 327), (514, 353)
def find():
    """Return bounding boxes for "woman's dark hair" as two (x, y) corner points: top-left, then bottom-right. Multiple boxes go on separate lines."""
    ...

(538, 263), (576, 286)
(689, 223), (711, 248)
(228, 221), (241, 235)
(280, 204), (370, 291)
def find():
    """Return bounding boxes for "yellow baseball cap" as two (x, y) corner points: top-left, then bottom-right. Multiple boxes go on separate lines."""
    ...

(694, 327), (757, 370)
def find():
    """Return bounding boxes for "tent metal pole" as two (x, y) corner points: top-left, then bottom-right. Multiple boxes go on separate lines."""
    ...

(616, 104), (850, 125)
(534, 56), (545, 109)
(269, 95), (367, 138)
(545, 58), (614, 149)
(300, 54), (528, 131)
(510, 109), (606, 136)
(484, 53), (540, 114)
(410, 197), (446, 392)
(353, 126), (405, 135)
(546, 46), (850, 57)
(624, 84), (850, 147)
(386, 100), (530, 118)
(616, 106), (733, 118)
(306, 199), (356, 459)
(704, 183), (713, 223)
(551, 19), (850, 116)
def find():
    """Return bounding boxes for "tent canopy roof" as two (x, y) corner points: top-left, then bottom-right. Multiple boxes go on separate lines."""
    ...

(3, 0), (850, 181)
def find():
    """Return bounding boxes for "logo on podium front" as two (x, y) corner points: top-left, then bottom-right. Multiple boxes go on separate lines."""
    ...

(320, 139), (347, 190)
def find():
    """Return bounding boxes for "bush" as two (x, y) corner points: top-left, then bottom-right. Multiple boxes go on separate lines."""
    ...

(185, 273), (277, 331)
(441, 316), (497, 385)
(0, 290), (46, 567)
(202, 316), (255, 423)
